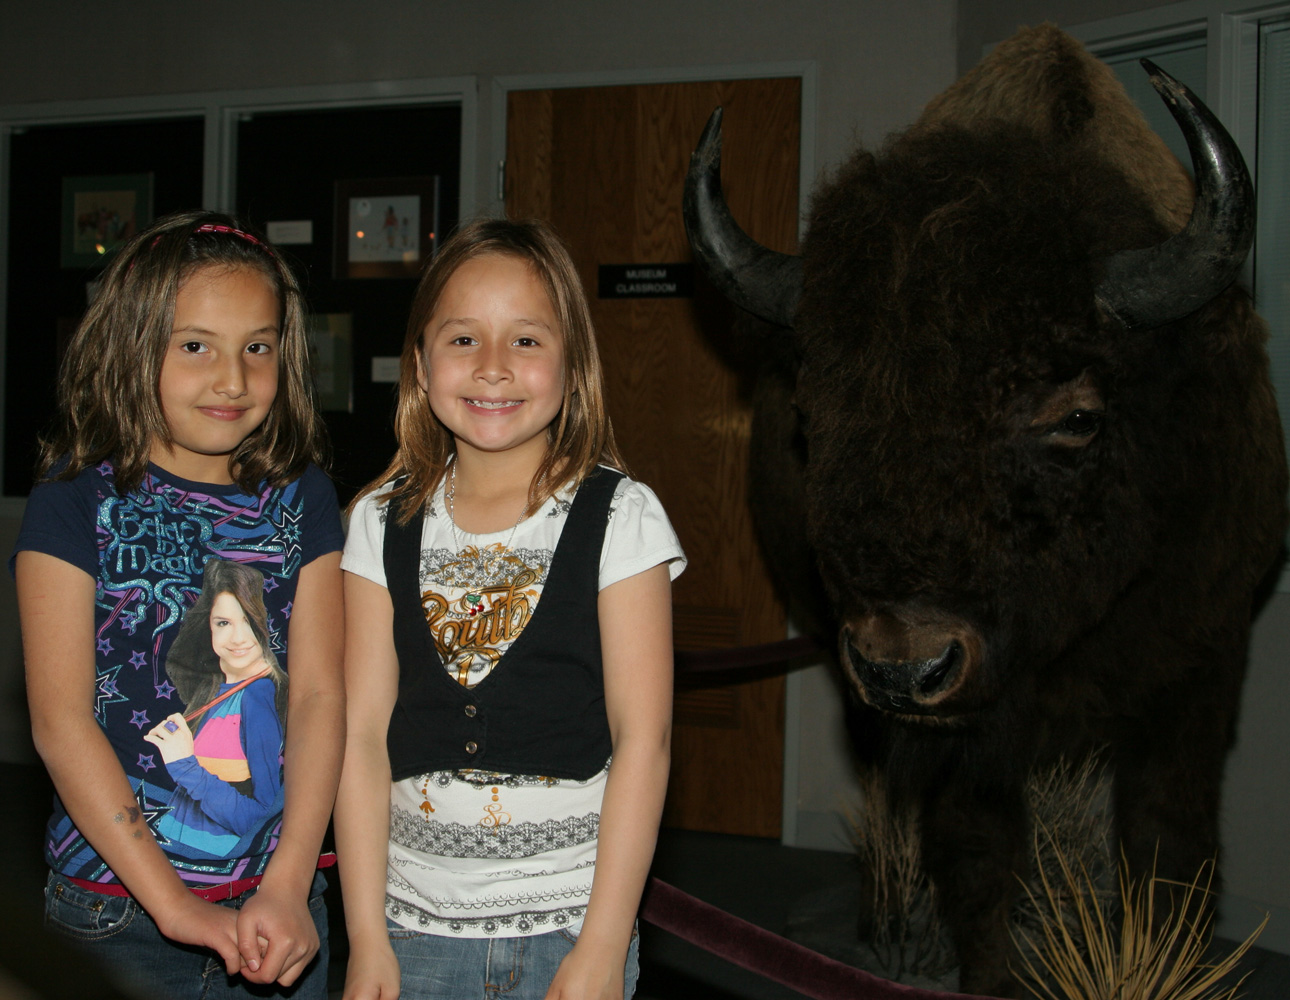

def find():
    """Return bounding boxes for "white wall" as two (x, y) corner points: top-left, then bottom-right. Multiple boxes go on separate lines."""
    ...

(955, 0), (1185, 71)
(0, 0), (957, 220)
(1227, 598), (1290, 950)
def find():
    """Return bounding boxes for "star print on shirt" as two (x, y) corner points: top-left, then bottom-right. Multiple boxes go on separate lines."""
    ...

(130, 651), (148, 669)
(274, 505), (303, 558)
(137, 753), (156, 772)
(278, 506), (302, 545)
(130, 710), (150, 730)
(96, 636), (113, 655)
(94, 665), (128, 723)
(119, 605), (146, 635)
(155, 680), (175, 700)
(282, 601), (293, 619)
(133, 782), (171, 845)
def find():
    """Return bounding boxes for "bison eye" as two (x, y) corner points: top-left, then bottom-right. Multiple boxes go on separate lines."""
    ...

(1054, 409), (1103, 438)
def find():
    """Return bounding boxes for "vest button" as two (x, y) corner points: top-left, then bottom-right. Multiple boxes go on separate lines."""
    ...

(465, 741), (478, 754)
(464, 704), (477, 718)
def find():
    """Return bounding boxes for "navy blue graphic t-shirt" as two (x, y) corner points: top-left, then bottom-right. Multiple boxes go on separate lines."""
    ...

(14, 461), (342, 889)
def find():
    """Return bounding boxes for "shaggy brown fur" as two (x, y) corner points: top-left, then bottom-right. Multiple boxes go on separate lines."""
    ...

(922, 24), (1194, 230)
(744, 26), (1285, 997)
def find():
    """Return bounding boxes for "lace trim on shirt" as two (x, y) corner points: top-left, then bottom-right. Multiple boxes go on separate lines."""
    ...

(427, 770), (565, 790)
(390, 806), (599, 859)
(386, 891), (585, 936)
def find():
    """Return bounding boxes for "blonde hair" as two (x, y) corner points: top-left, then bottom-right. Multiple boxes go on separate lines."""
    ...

(37, 210), (328, 494)
(355, 218), (624, 522)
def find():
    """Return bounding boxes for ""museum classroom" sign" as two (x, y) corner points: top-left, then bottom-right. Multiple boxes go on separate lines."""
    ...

(598, 263), (694, 299)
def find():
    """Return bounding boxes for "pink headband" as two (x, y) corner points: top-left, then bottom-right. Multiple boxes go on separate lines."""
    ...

(192, 222), (274, 255)
(144, 222), (275, 256)
(130, 220), (278, 275)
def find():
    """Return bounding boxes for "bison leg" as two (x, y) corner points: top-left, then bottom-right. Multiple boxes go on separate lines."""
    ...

(920, 779), (1029, 998)
(1111, 677), (1238, 916)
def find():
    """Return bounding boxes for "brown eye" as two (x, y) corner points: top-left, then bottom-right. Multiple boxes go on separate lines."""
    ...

(1055, 409), (1103, 437)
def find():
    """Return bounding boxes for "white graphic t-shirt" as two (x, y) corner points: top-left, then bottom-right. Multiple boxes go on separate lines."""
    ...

(342, 470), (685, 936)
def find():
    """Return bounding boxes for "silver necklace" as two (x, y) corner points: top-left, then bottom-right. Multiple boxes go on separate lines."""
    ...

(443, 461), (545, 597)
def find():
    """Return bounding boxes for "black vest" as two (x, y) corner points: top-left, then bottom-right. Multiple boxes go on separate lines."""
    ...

(383, 467), (624, 782)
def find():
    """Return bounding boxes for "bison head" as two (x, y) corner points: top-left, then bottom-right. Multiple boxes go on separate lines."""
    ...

(685, 27), (1270, 725)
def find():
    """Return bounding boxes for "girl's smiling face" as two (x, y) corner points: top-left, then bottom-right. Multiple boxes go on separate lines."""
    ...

(152, 265), (281, 484)
(418, 254), (565, 465)
(209, 591), (267, 682)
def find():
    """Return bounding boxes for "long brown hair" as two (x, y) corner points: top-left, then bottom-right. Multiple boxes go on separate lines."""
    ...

(354, 218), (624, 523)
(37, 210), (328, 494)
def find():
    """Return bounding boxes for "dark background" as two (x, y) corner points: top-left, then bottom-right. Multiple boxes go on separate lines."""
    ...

(4, 117), (205, 496)
(3, 103), (462, 504)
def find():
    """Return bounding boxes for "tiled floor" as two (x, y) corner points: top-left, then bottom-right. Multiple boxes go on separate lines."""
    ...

(4, 761), (1287, 1000)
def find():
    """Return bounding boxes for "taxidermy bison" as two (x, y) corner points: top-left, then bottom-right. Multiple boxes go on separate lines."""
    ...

(684, 24), (1287, 998)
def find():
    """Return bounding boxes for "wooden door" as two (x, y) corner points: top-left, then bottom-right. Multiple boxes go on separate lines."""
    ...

(506, 78), (800, 837)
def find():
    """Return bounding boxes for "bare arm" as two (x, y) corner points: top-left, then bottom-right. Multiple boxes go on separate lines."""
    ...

(333, 571), (401, 1000)
(237, 550), (346, 985)
(17, 551), (242, 972)
(547, 562), (674, 1000)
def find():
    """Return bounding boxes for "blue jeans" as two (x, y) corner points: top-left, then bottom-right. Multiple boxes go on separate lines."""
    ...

(43, 870), (330, 999)
(387, 919), (639, 999)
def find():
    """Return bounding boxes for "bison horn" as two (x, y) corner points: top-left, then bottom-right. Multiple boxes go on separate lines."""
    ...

(1097, 60), (1255, 330)
(683, 108), (802, 327)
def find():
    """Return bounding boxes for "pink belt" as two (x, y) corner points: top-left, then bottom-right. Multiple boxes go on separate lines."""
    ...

(65, 852), (337, 902)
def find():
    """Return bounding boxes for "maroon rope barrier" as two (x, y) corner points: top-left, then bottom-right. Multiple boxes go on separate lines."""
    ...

(640, 877), (1001, 1000)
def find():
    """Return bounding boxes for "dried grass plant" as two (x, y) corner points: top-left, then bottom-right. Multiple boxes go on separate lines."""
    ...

(1011, 835), (1267, 1000)
(847, 765), (951, 980)
(1012, 755), (1115, 945)
(850, 753), (1266, 998)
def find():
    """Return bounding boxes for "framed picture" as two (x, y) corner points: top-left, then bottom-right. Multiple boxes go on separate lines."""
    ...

(307, 313), (354, 413)
(61, 173), (154, 268)
(334, 176), (439, 279)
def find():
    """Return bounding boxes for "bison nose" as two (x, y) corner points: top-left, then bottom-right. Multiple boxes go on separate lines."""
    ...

(844, 640), (964, 712)
(840, 611), (975, 713)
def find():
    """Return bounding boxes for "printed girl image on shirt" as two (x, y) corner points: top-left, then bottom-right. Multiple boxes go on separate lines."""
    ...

(145, 558), (289, 860)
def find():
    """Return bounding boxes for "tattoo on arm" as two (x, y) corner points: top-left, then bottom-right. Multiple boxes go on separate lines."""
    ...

(113, 806), (142, 825)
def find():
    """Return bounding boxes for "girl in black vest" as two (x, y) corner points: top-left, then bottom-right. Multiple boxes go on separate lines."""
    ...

(336, 219), (684, 1000)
